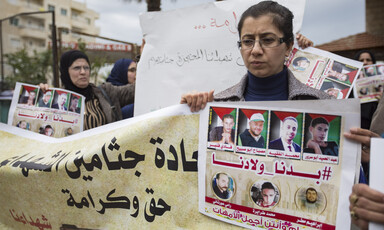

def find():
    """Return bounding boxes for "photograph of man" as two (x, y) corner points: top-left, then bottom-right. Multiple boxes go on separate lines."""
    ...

(299, 187), (323, 214)
(68, 95), (81, 113)
(52, 92), (68, 111)
(325, 60), (357, 85)
(239, 113), (265, 148)
(256, 182), (278, 208)
(16, 120), (30, 130)
(304, 117), (339, 156)
(40, 125), (54, 137)
(209, 114), (235, 145)
(212, 173), (233, 200)
(18, 88), (37, 106)
(292, 57), (310, 71)
(320, 80), (349, 99)
(37, 91), (52, 108)
(269, 116), (301, 152)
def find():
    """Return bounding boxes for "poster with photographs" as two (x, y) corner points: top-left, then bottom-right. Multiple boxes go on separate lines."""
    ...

(198, 100), (360, 230)
(353, 64), (384, 103)
(286, 46), (363, 99)
(8, 82), (84, 138)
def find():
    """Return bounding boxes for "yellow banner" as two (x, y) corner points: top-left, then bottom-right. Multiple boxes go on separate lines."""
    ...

(0, 106), (240, 229)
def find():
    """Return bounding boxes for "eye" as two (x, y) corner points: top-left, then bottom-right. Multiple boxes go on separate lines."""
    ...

(242, 39), (255, 46)
(261, 37), (276, 45)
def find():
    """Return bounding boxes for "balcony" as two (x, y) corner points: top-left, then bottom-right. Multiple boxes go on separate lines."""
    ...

(19, 26), (47, 40)
(70, 1), (86, 12)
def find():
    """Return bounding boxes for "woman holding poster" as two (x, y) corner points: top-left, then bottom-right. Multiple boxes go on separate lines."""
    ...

(180, 1), (332, 111)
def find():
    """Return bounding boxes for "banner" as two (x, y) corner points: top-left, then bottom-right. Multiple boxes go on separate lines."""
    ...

(135, 0), (306, 116)
(0, 105), (241, 229)
(353, 64), (384, 103)
(198, 99), (361, 229)
(8, 82), (85, 138)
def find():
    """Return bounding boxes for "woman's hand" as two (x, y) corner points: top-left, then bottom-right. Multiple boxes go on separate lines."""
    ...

(296, 33), (313, 49)
(344, 127), (380, 163)
(349, 184), (384, 230)
(38, 83), (50, 93)
(180, 90), (214, 112)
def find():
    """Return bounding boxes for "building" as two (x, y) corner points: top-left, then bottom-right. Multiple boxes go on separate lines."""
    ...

(316, 0), (384, 62)
(1, 0), (100, 55)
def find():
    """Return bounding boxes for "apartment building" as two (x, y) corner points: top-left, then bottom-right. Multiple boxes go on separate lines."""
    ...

(1, 0), (100, 55)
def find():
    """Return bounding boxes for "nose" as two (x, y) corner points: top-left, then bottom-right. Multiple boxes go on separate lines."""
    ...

(250, 41), (263, 55)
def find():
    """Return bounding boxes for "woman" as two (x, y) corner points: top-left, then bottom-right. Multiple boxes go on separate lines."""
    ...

(41, 50), (135, 130)
(106, 58), (137, 119)
(181, 1), (331, 111)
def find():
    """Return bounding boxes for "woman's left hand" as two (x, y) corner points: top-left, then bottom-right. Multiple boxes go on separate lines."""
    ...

(343, 127), (380, 163)
(349, 184), (384, 230)
(296, 33), (313, 49)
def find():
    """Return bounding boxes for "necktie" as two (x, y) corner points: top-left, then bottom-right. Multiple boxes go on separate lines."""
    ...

(288, 146), (292, 152)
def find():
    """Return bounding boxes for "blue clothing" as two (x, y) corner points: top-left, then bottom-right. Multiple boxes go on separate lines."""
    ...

(107, 58), (133, 86)
(244, 67), (288, 101)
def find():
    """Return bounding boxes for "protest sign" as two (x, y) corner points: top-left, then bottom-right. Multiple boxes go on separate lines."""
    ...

(286, 46), (363, 99)
(8, 82), (84, 138)
(135, 0), (306, 116)
(198, 99), (361, 229)
(369, 138), (384, 230)
(353, 64), (384, 103)
(0, 105), (243, 229)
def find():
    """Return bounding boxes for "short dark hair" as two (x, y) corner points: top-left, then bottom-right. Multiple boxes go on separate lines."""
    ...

(261, 182), (275, 191)
(216, 173), (227, 180)
(223, 114), (234, 121)
(293, 57), (309, 66)
(237, 1), (294, 46)
(310, 117), (329, 128)
(306, 187), (317, 194)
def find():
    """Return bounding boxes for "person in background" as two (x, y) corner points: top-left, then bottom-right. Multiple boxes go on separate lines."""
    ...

(106, 58), (137, 119)
(40, 50), (135, 130)
(180, 1), (332, 112)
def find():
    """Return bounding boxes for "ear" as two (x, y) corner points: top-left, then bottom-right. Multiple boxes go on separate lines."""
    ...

(285, 41), (293, 57)
(309, 126), (313, 133)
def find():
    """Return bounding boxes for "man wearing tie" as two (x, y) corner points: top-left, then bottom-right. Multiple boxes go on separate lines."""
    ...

(269, 116), (301, 152)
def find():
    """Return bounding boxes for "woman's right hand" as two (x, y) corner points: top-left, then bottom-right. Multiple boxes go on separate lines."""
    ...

(180, 90), (214, 112)
(39, 83), (50, 92)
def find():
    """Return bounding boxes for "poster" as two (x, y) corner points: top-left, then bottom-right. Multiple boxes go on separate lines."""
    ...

(286, 47), (363, 99)
(0, 104), (244, 229)
(369, 138), (384, 230)
(198, 99), (361, 229)
(135, 0), (306, 116)
(7, 82), (84, 138)
(353, 64), (384, 103)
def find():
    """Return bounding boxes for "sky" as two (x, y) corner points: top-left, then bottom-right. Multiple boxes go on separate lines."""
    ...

(79, 0), (365, 46)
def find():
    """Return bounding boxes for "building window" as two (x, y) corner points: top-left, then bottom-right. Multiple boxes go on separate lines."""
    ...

(10, 38), (21, 47)
(48, 4), (55, 12)
(61, 8), (67, 16)
(9, 18), (19, 26)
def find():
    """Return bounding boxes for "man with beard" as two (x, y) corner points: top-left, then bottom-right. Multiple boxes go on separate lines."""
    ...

(38, 91), (52, 107)
(301, 187), (321, 213)
(269, 116), (301, 152)
(240, 113), (265, 148)
(304, 117), (338, 156)
(209, 114), (235, 145)
(212, 173), (232, 200)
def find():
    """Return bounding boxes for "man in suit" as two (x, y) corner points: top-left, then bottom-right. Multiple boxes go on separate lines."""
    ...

(269, 116), (301, 152)
(52, 92), (68, 111)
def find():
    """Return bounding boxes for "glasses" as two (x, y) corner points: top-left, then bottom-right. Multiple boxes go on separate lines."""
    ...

(128, 67), (136, 73)
(71, 66), (90, 72)
(238, 35), (286, 50)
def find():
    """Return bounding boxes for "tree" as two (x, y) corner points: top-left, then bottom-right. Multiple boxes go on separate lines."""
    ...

(5, 49), (51, 89)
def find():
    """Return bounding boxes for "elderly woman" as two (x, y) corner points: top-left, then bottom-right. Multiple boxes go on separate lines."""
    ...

(41, 50), (135, 130)
(181, 1), (331, 111)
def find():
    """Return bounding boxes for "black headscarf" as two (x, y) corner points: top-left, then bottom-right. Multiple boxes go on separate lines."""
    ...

(60, 50), (93, 101)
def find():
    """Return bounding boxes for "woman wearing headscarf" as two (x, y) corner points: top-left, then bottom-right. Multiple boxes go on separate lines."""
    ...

(106, 58), (137, 119)
(41, 50), (135, 130)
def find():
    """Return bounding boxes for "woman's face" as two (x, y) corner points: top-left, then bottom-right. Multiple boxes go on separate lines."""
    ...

(358, 52), (373, 66)
(68, 58), (90, 88)
(127, 62), (137, 84)
(240, 15), (292, 78)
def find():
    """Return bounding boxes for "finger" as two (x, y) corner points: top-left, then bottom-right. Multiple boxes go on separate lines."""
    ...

(201, 92), (208, 110)
(351, 218), (368, 230)
(353, 205), (384, 224)
(353, 184), (384, 203)
(208, 90), (215, 102)
(343, 131), (371, 146)
(354, 195), (384, 215)
(350, 127), (380, 138)
(190, 94), (198, 112)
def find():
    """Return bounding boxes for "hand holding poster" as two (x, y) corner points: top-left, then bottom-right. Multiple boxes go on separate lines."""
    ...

(286, 47), (363, 99)
(8, 82), (84, 138)
(199, 99), (361, 229)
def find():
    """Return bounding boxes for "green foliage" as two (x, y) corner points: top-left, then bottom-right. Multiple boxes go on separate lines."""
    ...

(5, 49), (51, 88)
